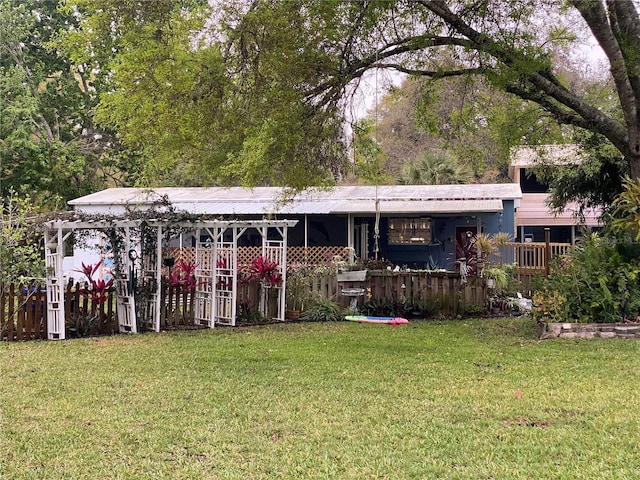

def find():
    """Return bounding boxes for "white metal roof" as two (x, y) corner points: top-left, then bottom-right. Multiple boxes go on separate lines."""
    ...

(69, 185), (522, 216)
(509, 144), (582, 179)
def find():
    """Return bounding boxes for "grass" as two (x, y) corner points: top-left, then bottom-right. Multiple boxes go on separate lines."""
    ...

(2, 317), (640, 479)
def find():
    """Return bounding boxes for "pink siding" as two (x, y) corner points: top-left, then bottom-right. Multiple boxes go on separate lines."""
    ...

(517, 193), (601, 227)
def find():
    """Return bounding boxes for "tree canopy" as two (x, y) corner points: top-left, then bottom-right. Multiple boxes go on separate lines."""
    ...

(0, 0), (131, 209)
(9, 0), (640, 206)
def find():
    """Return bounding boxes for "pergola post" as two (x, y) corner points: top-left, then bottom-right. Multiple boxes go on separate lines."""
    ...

(154, 225), (163, 332)
(42, 218), (297, 338)
(44, 224), (66, 340)
(114, 225), (138, 334)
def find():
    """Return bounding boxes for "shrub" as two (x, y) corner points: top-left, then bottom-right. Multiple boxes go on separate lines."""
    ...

(533, 234), (640, 323)
(300, 299), (343, 322)
(359, 297), (437, 319)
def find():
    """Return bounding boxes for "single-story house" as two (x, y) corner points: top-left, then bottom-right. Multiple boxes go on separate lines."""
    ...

(509, 145), (602, 243)
(65, 184), (522, 277)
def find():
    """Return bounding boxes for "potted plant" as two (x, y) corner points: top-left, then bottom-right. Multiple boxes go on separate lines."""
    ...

(332, 251), (367, 282)
(484, 265), (508, 290)
(336, 267), (367, 282)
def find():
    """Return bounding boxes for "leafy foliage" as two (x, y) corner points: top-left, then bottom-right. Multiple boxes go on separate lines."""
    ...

(300, 299), (343, 322)
(349, 118), (391, 184)
(378, 76), (567, 183)
(611, 178), (640, 240)
(399, 150), (472, 185)
(0, 190), (44, 280)
(533, 135), (628, 217)
(0, 0), (129, 207)
(533, 235), (640, 323)
(49, 0), (640, 196)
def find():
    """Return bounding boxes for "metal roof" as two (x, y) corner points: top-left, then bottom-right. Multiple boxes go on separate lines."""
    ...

(508, 144), (582, 179)
(69, 185), (521, 216)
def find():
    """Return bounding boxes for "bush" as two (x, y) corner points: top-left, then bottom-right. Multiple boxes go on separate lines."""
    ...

(0, 190), (44, 281)
(359, 297), (438, 319)
(533, 234), (640, 323)
(300, 299), (343, 322)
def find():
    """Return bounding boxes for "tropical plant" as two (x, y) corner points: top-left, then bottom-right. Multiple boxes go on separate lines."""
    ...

(246, 256), (283, 287)
(611, 177), (640, 240)
(484, 266), (509, 291)
(168, 260), (201, 292)
(362, 257), (395, 271)
(285, 264), (321, 313)
(70, 260), (114, 336)
(532, 234), (640, 323)
(300, 299), (343, 322)
(532, 288), (569, 325)
(399, 150), (473, 185)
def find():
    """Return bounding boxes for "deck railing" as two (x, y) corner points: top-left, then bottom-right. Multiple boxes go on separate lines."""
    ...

(496, 242), (572, 273)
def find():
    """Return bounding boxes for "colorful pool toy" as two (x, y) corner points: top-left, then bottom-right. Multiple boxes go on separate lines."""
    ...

(345, 315), (409, 327)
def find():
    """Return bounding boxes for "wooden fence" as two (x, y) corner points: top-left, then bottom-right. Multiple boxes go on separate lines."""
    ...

(2, 270), (485, 341)
(336, 271), (485, 313)
(0, 282), (119, 341)
(1, 239), (570, 341)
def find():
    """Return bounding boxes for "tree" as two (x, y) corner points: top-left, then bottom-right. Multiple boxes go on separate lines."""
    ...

(349, 118), (392, 185)
(0, 190), (44, 280)
(56, 0), (348, 190)
(399, 150), (473, 185)
(220, 0), (639, 195)
(58, 0), (640, 200)
(0, 0), (127, 208)
(371, 75), (567, 182)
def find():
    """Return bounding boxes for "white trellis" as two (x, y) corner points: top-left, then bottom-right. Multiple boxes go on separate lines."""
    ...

(42, 218), (297, 339)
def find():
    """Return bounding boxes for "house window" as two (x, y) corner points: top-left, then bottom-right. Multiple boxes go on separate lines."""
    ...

(388, 217), (431, 245)
(520, 168), (549, 193)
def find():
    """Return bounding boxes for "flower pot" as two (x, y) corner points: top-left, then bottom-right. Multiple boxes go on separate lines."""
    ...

(486, 278), (495, 289)
(285, 309), (300, 320)
(336, 269), (367, 282)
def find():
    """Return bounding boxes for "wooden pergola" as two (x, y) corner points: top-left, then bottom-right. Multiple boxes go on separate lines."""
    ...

(42, 218), (297, 340)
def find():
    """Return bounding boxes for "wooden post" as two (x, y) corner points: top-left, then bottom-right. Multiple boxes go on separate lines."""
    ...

(545, 228), (551, 276)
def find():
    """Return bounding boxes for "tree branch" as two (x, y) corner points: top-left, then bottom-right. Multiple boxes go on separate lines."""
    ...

(571, 0), (637, 139)
(373, 63), (486, 78)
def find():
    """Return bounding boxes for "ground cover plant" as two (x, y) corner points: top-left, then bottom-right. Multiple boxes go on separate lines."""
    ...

(2, 318), (640, 479)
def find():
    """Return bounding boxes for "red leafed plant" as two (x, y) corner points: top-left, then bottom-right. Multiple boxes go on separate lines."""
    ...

(248, 256), (282, 287)
(168, 260), (201, 291)
(74, 260), (114, 305)
(71, 260), (114, 336)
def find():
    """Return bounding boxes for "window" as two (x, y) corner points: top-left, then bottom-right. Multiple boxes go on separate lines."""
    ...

(520, 168), (549, 193)
(388, 217), (431, 244)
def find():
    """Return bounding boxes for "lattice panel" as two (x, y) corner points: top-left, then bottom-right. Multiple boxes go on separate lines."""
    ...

(172, 246), (347, 267)
(194, 243), (214, 328)
(44, 231), (65, 340)
(286, 246), (347, 265)
(215, 242), (234, 325)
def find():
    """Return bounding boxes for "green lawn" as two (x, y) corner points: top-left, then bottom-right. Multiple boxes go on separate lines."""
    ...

(2, 318), (640, 479)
